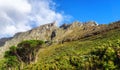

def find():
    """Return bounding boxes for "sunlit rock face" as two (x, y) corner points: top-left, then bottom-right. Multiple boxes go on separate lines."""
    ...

(1, 20), (120, 58)
(0, 21), (58, 57)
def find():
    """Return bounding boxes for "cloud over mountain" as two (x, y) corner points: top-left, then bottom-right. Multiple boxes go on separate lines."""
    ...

(0, 0), (66, 38)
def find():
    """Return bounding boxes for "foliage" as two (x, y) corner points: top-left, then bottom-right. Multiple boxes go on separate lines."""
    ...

(90, 40), (120, 69)
(23, 28), (120, 70)
(1, 40), (44, 70)
(17, 40), (44, 64)
(1, 25), (120, 70)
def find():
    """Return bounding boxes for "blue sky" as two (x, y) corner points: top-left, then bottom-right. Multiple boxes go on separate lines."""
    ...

(0, 0), (120, 38)
(54, 0), (120, 24)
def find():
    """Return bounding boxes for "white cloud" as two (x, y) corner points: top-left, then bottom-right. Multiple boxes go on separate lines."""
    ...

(0, 0), (68, 38)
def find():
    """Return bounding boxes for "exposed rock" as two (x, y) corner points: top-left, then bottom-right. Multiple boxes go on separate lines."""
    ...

(69, 21), (83, 29)
(59, 21), (83, 29)
(0, 21), (58, 57)
(51, 30), (56, 40)
(0, 20), (120, 58)
(83, 21), (98, 26)
(0, 37), (12, 47)
(60, 23), (70, 29)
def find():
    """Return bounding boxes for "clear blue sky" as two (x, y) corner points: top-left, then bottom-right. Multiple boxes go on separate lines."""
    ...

(54, 0), (120, 24)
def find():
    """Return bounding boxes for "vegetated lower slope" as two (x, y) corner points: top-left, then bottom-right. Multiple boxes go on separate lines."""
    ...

(23, 24), (120, 69)
(1, 21), (120, 70)
(21, 22), (120, 70)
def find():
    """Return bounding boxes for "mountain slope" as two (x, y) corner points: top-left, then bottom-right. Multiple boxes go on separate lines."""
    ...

(0, 21), (98, 58)
(24, 23), (120, 70)
(0, 20), (120, 70)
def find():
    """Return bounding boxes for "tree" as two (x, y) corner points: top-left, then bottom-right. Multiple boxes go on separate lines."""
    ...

(4, 50), (20, 70)
(3, 40), (45, 70)
(17, 40), (44, 64)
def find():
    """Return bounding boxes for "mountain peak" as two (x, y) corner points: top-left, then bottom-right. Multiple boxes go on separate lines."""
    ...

(84, 21), (98, 26)
(0, 20), (120, 58)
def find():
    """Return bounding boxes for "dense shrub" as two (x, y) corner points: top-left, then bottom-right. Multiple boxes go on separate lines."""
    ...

(3, 40), (44, 70)
(90, 40), (120, 69)
(17, 40), (44, 64)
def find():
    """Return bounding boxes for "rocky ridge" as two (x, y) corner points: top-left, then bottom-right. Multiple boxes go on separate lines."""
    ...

(0, 20), (120, 58)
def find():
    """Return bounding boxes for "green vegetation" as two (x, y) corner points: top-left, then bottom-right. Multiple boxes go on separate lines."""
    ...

(0, 40), (44, 70)
(1, 23), (120, 70)
(90, 40), (120, 70)
(17, 40), (44, 64)
(23, 28), (120, 70)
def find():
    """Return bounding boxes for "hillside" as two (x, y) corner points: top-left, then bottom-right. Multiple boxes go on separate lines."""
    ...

(24, 23), (120, 70)
(0, 21), (98, 57)
(0, 21), (120, 70)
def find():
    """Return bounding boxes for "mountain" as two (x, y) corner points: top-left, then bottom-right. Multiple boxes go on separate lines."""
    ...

(0, 21), (100, 57)
(0, 21), (97, 57)
(0, 20), (120, 69)
(0, 21), (120, 57)
(0, 22), (57, 57)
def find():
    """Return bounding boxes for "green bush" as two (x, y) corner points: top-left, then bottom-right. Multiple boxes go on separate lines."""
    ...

(2, 40), (44, 70)
(17, 40), (44, 64)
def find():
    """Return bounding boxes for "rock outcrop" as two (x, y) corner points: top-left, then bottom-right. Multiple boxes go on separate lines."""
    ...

(0, 22), (58, 57)
(1, 20), (120, 58)
(83, 21), (98, 26)
(0, 37), (12, 47)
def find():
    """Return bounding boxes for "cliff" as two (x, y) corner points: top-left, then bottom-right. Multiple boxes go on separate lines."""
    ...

(0, 20), (120, 58)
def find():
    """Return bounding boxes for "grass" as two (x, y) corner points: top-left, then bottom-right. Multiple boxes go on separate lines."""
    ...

(23, 28), (120, 70)
(0, 24), (120, 70)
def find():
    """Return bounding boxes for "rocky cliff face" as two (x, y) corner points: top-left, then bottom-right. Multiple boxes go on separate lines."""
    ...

(0, 21), (113, 58)
(0, 22), (58, 57)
